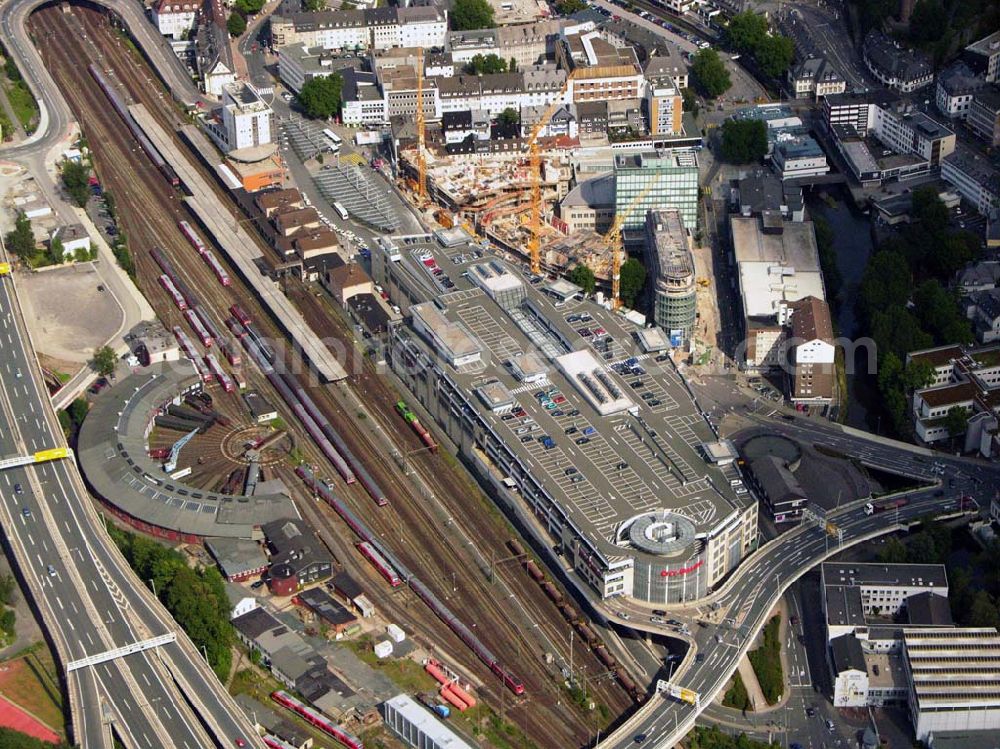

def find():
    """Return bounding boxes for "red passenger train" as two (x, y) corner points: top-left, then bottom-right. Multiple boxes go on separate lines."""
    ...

(271, 691), (363, 749)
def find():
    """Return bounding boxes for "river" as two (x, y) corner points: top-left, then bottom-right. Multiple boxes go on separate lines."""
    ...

(806, 187), (879, 430)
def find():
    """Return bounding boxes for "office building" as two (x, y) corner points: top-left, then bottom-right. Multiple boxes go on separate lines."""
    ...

(644, 209), (695, 346)
(823, 89), (902, 136)
(220, 82), (273, 153)
(277, 44), (339, 94)
(771, 136), (829, 180)
(557, 30), (645, 105)
(558, 173), (615, 233)
(613, 149), (699, 231)
(968, 86), (1000, 146)
(941, 144), (1000, 217)
(731, 169), (805, 222)
(964, 30), (1000, 83)
(645, 79), (683, 137)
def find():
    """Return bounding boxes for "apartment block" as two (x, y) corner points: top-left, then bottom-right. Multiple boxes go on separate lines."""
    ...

(269, 6), (447, 52)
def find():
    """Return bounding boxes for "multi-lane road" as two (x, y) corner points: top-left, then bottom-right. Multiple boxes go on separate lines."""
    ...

(598, 416), (999, 748)
(0, 263), (259, 747)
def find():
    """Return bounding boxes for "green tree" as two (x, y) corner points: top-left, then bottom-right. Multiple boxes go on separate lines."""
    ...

(304, 0), (325, 9)
(60, 160), (91, 208)
(569, 264), (596, 295)
(858, 249), (911, 321)
(909, 0), (947, 43)
(4, 211), (35, 261)
(497, 107), (520, 129)
(556, 0), (587, 13)
(235, 0), (265, 14)
(913, 280), (973, 345)
(297, 73), (343, 119)
(451, 0), (494, 30)
(725, 11), (769, 52)
(870, 305), (932, 363)
(911, 186), (949, 234)
(904, 358), (934, 392)
(877, 537), (909, 564)
(508, 58), (517, 72)
(813, 215), (842, 303)
(755, 34), (795, 78)
(943, 405), (969, 443)
(0, 573), (16, 606)
(227, 12), (247, 37)
(691, 48), (731, 98)
(619, 257), (646, 308)
(681, 87), (699, 116)
(969, 590), (1000, 628)
(91, 345), (117, 378)
(67, 398), (89, 428)
(48, 236), (65, 266)
(468, 53), (507, 74)
(720, 119), (768, 163)
(722, 672), (750, 711)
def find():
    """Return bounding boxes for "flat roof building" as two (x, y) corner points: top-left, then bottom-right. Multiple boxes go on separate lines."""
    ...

(644, 209), (695, 347)
(382, 693), (475, 749)
(614, 150), (699, 232)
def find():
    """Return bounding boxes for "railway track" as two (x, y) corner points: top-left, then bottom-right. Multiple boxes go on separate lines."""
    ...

(35, 6), (633, 744)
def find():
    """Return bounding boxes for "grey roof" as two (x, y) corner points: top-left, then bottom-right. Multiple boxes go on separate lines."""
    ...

(863, 31), (932, 85)
(561, 173), (615, 208)
(830, 633), (866, 674)
(205, 537), (268, 578)
(944, 144), (1000, 192)
(938, 61), (986, 97)
(974, 85), (1000, 113)
(825, 584), (866, 627)
(262, 518), (333, 575)
(233, 606), (281, 640)
(332, 571), (364, 599)
(822, 562), (948, 589)
(791, 56), (843, 84)
(736, 169), (803, 214)
(749, 455), (806, 505)
(76, 366), (297, 540)
(906, 591), (954, 626)
(296, 587), (357, 627)
(972, 289), (1000, 321)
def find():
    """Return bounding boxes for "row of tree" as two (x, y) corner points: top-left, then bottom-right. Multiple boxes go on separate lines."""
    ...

(689, 726), (778, 749)
(723, 12), (795, 79)
(106, 524), (234, 680)
(747, 615), (783, 705)
(568, 258), (646, 307)
(856, 187), (978, 436)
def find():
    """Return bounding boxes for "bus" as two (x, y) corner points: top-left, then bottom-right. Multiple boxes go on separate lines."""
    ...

(322, 128), (342, 153)
(333, 202), (349, 220)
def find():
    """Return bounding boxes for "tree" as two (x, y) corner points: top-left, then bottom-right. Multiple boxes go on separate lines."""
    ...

(235, 0), (265, 14)
(48, 236), (65, 266)
(969, 590), (1000, 629)
(468, 53), (507, 75)
(297, 73), (343, 119)
(720, 119), (767, 164)
(619, 257), (646, 308)
(91, 345), (117, 378)
(497, 107), (520, 129)
(943, 405), (969, 444)
(755, 34), (794, 78)
(681, 87), (699, 116)
(569, 264), (596, 295)
(904, 358), (934, 392)
(691, 48), (731, 98)
(509, 58), (517, 72)
(911, 186), (949, 234)
(912, 280), (973, 345)
(858, 249), (911, 322)
(451, 0), (494, 30)
(877, 537), (909, 564)
(870, 305), (932, 363)
(61, 160), (91, 208)
(556, 0), (587, 14)
(227, 12), (247, 37)
(4, 211), (35, 261)
(0, 573), (16, 607)
(909, 0), (947, 43)
(725, 11), (769, 53)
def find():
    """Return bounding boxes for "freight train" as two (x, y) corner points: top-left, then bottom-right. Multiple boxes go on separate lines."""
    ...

(271, 691), (363, 749)
(356, 541), (402, 587)
(395, 400), (438, 453)
(87, 65), (179, 187)
(295, 465), (526, 696)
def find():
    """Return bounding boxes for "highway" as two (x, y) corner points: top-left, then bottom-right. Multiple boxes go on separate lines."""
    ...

(0, 263), (260, 747)
(597, 419), (999, 748)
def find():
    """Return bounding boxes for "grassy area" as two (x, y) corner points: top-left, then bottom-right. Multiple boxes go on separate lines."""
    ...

(228, 666), (283, 702)
(342, 638), (438, 694)
(747, 615), (783, 705)
(722, 671), (750, 711)
(5, 79), (37, 133)
(0, 646), (65, 734)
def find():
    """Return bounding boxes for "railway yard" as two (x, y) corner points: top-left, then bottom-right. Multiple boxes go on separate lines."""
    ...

(28, 3), (636, 746)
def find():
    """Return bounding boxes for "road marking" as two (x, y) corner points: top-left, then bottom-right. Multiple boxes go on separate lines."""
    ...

(27, 533), (33, 546)
(56, 596), (63, 611)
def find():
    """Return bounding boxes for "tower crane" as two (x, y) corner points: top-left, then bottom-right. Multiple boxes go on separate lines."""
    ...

(415, 47), (427, 202)
(527, 71), (576, 276)
(606, 177), (663, 310)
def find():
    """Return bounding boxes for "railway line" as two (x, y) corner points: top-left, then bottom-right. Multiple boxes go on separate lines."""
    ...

(33, 5), (633, 744)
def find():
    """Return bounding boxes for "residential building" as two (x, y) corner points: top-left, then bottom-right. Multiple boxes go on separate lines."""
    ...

(642, 52), (689, 95)
(936, 61), (986, 119)
(771, 136), (829, 180)
(558, 173), (615, 233)
(151, 0), (198, 40)
(262, 518), (333, 596)
(326, 263), (373, 306)
(964, 289), (1000, 344)
(823, 89), (901, 136)
(964, 30), (1000, 83)
(49, 223), (90, 258)
(574, 100), (608, 136)
(219, 82), (273, 154)
(730, 214), (825, 371)
(382, 694), (475, 749)
(786, 295), (835, 404)
(606, 97), (646, 135)
(968, 86), (1000, 146)
(644, 209), (695, 346)
(613, 149), (699, 231)
(269, 6), (448, 52)
(195, 0), (235, 97)
(340, 69), (386, 127)
(521, 104), (577, 139)
(378, 64), (441, 120)
(556, 31), (644, 105)
(903, 628), (1000, 743)
(957, 260), (1000, 294)
(788, 56), (846, 100)
(862, 31), (933, 92)
(645, 79), (682, 137)
(441, 110), (490, 145)
(941, 144), (1000, 217)
(872, 106), (955, 167)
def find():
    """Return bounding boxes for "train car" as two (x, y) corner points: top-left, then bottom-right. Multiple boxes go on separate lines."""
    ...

(159, 274), (188, 311)
(230, 303), (252, 327)
(245, 322), (276, 364)
(221, 340), (242, 367)
(173, 326), (198, 360)
(193, 356), (214, 383)
(224, 316), (247, 339)
(263, 734), (298, 749)
(271, 691), (363, 749)
(194, 307), (224, 345)
(178, 220), (208, 255)
(205, 354), (234, 393)
(356, 541), (402, 587)
(395, 400), (438, 453)
(204, 251), (231, 286)
(184, 309), (213, 348)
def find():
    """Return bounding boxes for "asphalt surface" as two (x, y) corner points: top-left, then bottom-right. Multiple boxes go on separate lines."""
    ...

(597, 415), (1000, 748)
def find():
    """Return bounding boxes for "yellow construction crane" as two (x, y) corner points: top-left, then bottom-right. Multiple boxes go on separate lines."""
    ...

(415, 47), (427, 202)
(527, 71), (576, 276)
(606, 177), (662, 310)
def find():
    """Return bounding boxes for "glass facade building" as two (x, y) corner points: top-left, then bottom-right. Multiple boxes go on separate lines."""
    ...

(614, 149), (700, 231)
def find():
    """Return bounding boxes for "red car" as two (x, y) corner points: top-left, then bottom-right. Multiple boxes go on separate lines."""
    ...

(554, 395), (567, 404)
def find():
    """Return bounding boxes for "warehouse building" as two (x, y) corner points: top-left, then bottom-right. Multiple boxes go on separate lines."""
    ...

(382, 694), (475, 749)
